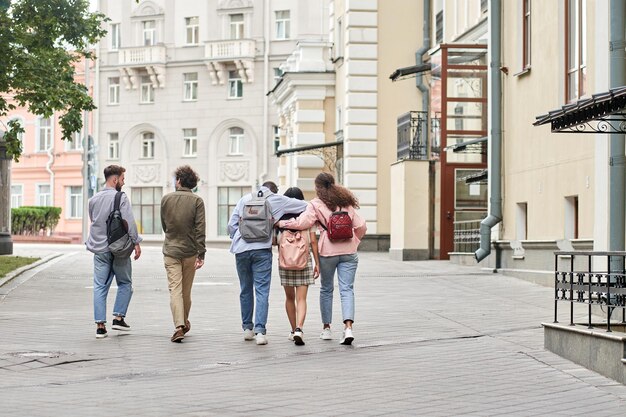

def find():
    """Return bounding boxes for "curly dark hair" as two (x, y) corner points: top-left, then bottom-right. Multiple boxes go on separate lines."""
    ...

(314, 172), (359, 210)
(175, 165), (200, 189)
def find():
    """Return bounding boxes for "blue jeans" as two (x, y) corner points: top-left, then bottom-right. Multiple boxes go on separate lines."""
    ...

(235, 248), (272, 335)
(93, 252), (133, 323)
(318, 253), (359, 325)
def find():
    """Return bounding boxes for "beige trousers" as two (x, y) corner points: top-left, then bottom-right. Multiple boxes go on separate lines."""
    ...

(164, 255), (197, 328)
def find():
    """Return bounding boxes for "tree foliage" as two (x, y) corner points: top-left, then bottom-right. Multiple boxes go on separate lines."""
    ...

(0, 0), (107, 161)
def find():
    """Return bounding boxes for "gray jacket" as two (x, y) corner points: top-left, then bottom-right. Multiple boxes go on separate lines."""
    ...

(85, 187), (142, 254)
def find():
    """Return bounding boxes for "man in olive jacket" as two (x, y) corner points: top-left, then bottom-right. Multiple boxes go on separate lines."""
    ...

(160, 165), (206, 342)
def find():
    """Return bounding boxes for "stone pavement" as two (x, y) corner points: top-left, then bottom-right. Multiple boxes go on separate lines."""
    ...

(1, 243), (625, 416)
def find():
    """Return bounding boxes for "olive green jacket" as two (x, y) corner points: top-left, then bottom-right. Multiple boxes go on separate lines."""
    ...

(160, 187), (206, 260)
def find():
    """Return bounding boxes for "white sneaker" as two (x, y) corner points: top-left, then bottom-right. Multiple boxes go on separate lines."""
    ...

(293, 328), (305, 346)
(288, 331), (294, 341)
(243, 329), (255, 341)
(340, 328), (354, 345)
(320, 327), (332, 340)
(255, 333), (268, 345)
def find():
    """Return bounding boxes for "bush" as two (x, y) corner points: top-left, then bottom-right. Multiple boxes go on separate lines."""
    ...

(11, 206), (62, 236)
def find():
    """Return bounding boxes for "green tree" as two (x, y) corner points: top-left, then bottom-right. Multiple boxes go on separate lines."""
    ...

(0, 0), (107, 161)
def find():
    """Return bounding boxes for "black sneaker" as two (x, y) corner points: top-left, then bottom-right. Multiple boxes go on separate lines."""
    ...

(96, 327), (108, 339)
(112, 318), (131, 331)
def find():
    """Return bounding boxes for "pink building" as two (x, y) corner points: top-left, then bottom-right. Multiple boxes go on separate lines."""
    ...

(2, 58), (93, 242)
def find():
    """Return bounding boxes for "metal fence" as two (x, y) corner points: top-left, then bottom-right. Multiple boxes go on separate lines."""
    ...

(453, 219), (482, 253)
(554, 251), (626, 331)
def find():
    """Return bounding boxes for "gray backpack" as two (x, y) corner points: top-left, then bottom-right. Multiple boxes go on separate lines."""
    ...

(240, 190), (273, 242)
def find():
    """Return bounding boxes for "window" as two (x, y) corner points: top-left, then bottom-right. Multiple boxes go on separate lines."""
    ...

(218, 186), (250, 235)
(275, 10), (290, 39)
(11, 185), (23, 208)
(143, 20), (156, 46)
(230, 14), (244, 39)
(435, 10), (444, 44)
(110, 23), (120, 50)
(273, 125), (280, 152)
(108, 132), (119, 159)
(228, 70), (243, 98)
(8, 117), (24, 144)
(67, 186), (83, 219)
(516, 202), (528, 240)
(565, 196), (579, 239)
(36, 184), (51, 206)
(566, 0), (586, 101)
(228, 127), (244, 155)
(185, 17), (199, 45)
(37, 117), (52, 152)
(141, 132), (155, 158)
(183, 128), (197, 157)
(523, 0), (531, 69)
(183, 73), (198, 101)
(108, 77), (120, 105)
(273, 67), (283, 85)
(65, 131), (82, 151)
(131, 187), (163, 234)
(140, 75), (154, 103)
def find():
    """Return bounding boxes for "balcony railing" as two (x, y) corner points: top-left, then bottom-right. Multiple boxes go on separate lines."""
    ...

(205, 39), (256, 60)
(119, 45), (167, 66)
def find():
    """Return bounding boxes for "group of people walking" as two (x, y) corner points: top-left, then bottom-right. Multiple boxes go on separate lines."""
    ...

(86, 165), (366, 346)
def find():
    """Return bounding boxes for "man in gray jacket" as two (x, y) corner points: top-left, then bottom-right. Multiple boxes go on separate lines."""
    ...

(86, 165), (142, 339)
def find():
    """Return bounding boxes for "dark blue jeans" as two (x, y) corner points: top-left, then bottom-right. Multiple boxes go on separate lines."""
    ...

(235, 248), (272, 334)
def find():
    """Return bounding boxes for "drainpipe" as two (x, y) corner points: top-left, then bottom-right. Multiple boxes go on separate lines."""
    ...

(260, 0), (270, 184)
(475, 0), (502, 262)
(608, 0), (625, 255)
(415, 0), (430, 118)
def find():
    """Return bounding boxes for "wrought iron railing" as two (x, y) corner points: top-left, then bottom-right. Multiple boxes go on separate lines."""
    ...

(554, 251), (626, 332)
(453, 219), (482, 253)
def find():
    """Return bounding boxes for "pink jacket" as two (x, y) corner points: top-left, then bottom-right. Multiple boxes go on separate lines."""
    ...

(278, 198), (367, 257)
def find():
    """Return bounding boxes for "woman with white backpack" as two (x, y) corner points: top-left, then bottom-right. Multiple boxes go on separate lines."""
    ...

(276, 187), (320, 346)
(278, 173), (367, 345)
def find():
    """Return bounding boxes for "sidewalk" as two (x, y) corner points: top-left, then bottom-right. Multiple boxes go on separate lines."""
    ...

(1, 243), (625, 416)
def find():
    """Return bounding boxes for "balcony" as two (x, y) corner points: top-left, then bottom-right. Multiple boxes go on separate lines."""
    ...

(204, 39), (255, 61)
(119, 45), (167, 66)
(204, 39), (256, 85)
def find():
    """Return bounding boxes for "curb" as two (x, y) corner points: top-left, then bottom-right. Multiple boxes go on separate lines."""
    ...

(0, 253), (63, 288)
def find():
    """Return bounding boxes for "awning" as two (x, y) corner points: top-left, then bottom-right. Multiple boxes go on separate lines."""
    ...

(275, 140), (343, 157)
(389, 63), (431, 82)
(533, 86), (626, 133)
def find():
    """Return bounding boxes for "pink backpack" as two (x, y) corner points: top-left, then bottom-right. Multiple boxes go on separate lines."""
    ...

(278, 230), (310, 270)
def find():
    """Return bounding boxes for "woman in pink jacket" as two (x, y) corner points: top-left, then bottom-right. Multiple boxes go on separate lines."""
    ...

(278, 172), (367, 345)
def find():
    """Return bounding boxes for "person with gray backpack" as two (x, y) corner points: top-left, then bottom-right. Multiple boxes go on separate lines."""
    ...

(86, 165), (142, 339)
(228, 181), (307, 345)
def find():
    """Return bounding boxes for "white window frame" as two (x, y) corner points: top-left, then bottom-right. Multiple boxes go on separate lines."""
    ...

(183, 128), (197, 157)
(108, 77), (120, 105)
(36, 183), (51, 206)
(108, 132), (119, 160)
(228, 71), (243, 99)
(36, 117), (53, 152)
(230, 14), (244, 39)
(185, 16), (199, 45)
(140, 76), (155, 103)
(143, 20), (156, 46)
(110, 23), (120, 50)
(275, 10), (290, 39)
(11, 184), (23, 208)
(273, 125), (280, 152)
(8, 117), (25, 145)
(65, 131), (82, 151)
(141, 132), (155, 159)
(228, 127), (244, 155)
(67, 186), (83, 219)
(273, 67), (283, 85)
(183, 73), (198, 101)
